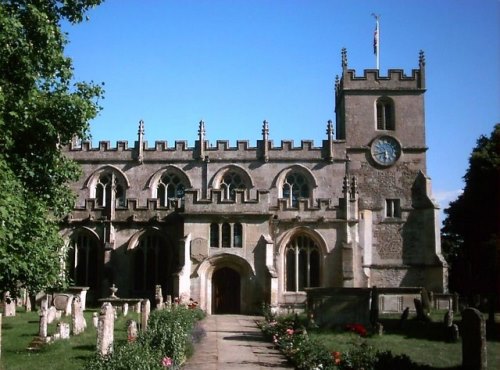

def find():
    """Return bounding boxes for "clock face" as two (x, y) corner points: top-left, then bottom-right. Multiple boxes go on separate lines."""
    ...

(370, 136), (401, 166)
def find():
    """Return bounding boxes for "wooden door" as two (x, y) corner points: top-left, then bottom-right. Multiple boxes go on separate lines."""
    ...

(212, 267), (240, 314)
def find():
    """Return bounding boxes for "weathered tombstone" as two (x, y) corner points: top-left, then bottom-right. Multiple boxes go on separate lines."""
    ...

(400, 307), (410, 329)
(122, 303), (129, 317)
(46, 306), (58, 324)
(55, 322), (70, 340)
(97, 303), (114, 356)
(444, 309), (453, 327)
(3, 292), (16, 317)
(92, 312), (98, 328)
(462, 307), (487, 370)
(53, 293), (73, 316)
(450, 323), (460, 343)
(39, 308), (48, 339)
(127, 320), (138, 342)
(40, 295), (49, 311)
(71, 296), (87, 335)
(414, 298), (429, 321)
(373, 322), (384, 336)
(141, 299), (150, 332)
(165, 295), (172, 310)
(155, 285), (164, 310)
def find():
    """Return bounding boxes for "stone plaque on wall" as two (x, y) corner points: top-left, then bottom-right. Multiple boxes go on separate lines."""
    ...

(191, 238), (208, 262)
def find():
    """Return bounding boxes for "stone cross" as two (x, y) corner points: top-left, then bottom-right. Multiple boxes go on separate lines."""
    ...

(462, 307), (487, 370)
(97, 302), (114, 356)
(39, 308), (48, 339)
(141, 299), (150, 332)
(71, 296), (87, 335)
(127, 320), (138, 342)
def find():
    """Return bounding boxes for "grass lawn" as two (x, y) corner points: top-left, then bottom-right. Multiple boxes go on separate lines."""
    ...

(0, 309), (139, 370)
(309, 312), (500, 369)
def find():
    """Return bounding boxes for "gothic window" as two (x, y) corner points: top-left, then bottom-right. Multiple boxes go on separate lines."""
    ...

(282, 173), (310, 207)
(385, 199), (401, 218)
(133, 233), (168, 292)
(285, 235), (320, 292)
(220, 171), (247, 200)
(210, 222), (244, 248)
(95, 172), (126, 208)
(67, 231), (99, 290)
(157, 172), (186, 206)
(376, 97), (395, 130)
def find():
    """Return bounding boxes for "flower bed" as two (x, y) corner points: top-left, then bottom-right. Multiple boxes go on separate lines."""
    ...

(84, 304), (205, 370)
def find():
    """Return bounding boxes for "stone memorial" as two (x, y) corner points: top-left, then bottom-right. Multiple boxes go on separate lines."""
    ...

(414, 298), (429, 321)
(122, 303), (129, 317)
(97, 303), (114, 356)
(39, 308), (48, 339)
(155, 285), (164, 310)
(71, 296), (87, 335)
(54, 322), (70, 340)
(462, 307), (487, 370)
(3, 292), (16, 317)
(141, 299), (150, 332)
(400, 307), (410, 328)
(92, 312), (98, 328)
(127, 320), (138, 342)
(46, 306), (58, 324)
(53, 293), (73, 316)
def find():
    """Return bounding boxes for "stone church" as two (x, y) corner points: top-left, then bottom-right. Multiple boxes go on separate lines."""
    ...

(61, 50), (447, 314)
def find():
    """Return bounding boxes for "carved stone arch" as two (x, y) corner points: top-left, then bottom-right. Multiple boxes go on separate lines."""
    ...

(83, 165), (130, 190)
(209, 164), (254, 189)
(272, 164), (318, 190)
(145, 165), (192, 193)
(126, 226), (166, 251)
(277, 226), (328, 256)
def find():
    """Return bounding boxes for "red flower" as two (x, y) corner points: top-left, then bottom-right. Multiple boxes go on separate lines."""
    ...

(331, 351), (341, 365)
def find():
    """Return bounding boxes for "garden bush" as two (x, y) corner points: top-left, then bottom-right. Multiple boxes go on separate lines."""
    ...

(84, 305), (205, 370)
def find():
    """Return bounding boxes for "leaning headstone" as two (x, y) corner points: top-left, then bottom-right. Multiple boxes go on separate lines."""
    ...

(39, 308), (48, 339)
(400, 307), (410, 329)
(97, 303), (114, 356)
(462, 307), (487, 370)
(71, 296), (87, 335)
(122, 303), (129, 317)
(3, 292), (16, 317)
(127, 320), (138, 342)
(92, 312), (98, 328)
(141, 299), (150, 332)
(155, 285), (164, 310)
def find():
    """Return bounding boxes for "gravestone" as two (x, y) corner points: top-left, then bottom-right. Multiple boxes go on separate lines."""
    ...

(155, 285), (164, 310)
(450, 323), (460, 343)
(414, 298), (429, 321)
(53, 293), (73, 316)
(444, 309), (457, 342)
(71, 296), (87, 335)
(47, 306), (58, 324)
(462, 307), (487, 370)
(127, 320), (138, 342)
(39, 308), (48, 339)
(3, 292), (16, 317)
(122, 303), (129, 317)
(444, 309), (453, 327)
(141, 299), (150, 331)
(92, 312), (98, 328)
(165, 295), (172, 310)
(54, 322), (70, 340)
(400, 307), (410, 328)
(97, 303), (114, 356)
(40, 295), (49, 311)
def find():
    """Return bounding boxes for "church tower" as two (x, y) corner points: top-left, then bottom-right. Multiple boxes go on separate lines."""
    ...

(335, 49), (447, 292)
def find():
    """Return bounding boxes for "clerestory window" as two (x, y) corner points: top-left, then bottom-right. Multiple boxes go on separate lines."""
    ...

(157, 172), (186, 206)
(220, 171), (247, 200)
(285, 235), (320, 292)
(282, 173), (310, 207)
(376, 97), (395, 130)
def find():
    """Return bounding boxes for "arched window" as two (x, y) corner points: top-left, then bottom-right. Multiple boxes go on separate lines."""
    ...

(222, 223), (231, 248)
(376, 97), (395, 130)
(282, 173), (310, 207)
(220, 171), (247, 200)
(285, 235), (320, 292)
(133, 233), (168, 292)
(95, 172), (126, 208)
(67, 231), (99, 290)
(157, 172), (186, 206)
(210, 222), (244, 248)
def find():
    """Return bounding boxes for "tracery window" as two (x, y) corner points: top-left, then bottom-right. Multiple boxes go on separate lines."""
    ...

(95, 172), (126, 208)
(67, 231), (99, 290)
(210, 222), (243, 248)
(285, 235), (320, 292)
(220, 171), (247, 200)
(157, 172), (186, 206)
(376, 97), (395, 130)
(133, 233), (168, 292)
(282, 173), (310, 207)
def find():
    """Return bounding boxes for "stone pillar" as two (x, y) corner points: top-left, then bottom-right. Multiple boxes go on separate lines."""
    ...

(71, 296), (87, 335)
(97, 303), (114, 356)
(39, 308), (48, 339)
(462, 307), (487, 370)
(141, 299), (150, 332)
(127, 320), (138, 342)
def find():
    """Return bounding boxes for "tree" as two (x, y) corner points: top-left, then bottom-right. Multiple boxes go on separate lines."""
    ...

(441, 124), (500, 303)
(0, 0), (104, 297)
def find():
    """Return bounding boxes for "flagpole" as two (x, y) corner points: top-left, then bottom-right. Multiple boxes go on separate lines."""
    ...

(372, 13), (380, 70)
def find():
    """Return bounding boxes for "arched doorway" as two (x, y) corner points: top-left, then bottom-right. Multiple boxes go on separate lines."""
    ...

(212, 267), (240, 314)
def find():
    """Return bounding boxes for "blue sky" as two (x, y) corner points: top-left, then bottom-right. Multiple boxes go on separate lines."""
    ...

(64, 0), (500, 220)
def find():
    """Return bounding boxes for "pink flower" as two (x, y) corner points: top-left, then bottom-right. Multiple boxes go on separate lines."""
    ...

(286, 328), (294, 335)
(161, 356), (173, 367)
